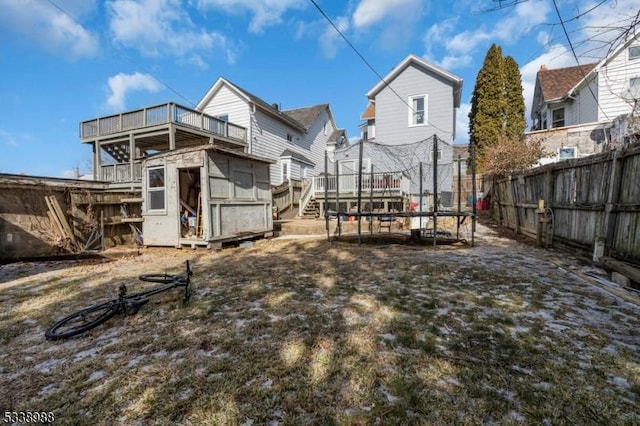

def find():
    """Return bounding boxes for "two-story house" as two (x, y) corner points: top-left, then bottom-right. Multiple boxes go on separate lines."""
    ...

(310, 54), (463, 215)
(196, 77), (345, 187)
(528, 32), (640, 163)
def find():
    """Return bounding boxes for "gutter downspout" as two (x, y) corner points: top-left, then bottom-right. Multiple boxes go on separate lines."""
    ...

(248, 102), (256, 155)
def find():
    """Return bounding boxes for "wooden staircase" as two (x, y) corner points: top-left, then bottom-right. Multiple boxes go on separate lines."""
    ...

(300, 198), (320, 219)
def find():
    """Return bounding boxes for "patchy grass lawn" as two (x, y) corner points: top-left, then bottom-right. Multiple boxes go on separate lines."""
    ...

(1, 229), (640, 425)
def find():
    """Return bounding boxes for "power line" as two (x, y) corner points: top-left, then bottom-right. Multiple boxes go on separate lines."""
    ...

(45, 0), (198, 108)
(552, 0), (609, 120)
(307, 0), (454, 140)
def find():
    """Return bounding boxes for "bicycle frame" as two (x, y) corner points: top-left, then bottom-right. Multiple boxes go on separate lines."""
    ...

(45, 261), (193, 340)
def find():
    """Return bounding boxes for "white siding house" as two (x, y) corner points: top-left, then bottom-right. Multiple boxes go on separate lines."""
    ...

(528, 33), (640, 163)
(196, 78), (345, 187)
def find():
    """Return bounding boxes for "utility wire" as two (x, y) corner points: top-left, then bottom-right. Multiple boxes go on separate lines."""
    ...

(45, 0), (198, 108)
(307, 0), (454, 140)
(552, 0), (609, 120)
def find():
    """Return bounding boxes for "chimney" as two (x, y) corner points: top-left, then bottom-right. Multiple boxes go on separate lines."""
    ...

(272, 103), (279, 111)
(540, 64), (547, 71)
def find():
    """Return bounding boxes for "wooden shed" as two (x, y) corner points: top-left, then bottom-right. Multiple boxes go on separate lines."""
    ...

(141, 145), (274, 248)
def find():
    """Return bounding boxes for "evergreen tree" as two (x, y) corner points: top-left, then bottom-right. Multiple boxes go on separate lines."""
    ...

(468, 44), (529, 173)
(503, 55), (527, 139)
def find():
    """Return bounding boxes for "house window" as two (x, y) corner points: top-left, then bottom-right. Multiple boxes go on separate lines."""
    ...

(147, 166), (165, 211)
(552, 108), (565, 128)
(282, 162), (289, 182)
(430, 149), (442, 162)
(629, 77), (640, 99)
(216, 114), (228, 122)
(629, 46), (640, 60)
(558, 147), (577, 160)
(323, 121), (328, 136)
(286, 133), (293, 142)
(409, 95), (427, 126)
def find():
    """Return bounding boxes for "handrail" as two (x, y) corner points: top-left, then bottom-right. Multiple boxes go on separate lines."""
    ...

(298, 179), (313, 217)
(81, 102), (247, 143)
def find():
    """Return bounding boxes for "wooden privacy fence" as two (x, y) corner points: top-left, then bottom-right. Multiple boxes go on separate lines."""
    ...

(489, 142), (640, 265)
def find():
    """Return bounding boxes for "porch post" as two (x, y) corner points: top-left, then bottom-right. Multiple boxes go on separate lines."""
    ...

(357, 138), (364, 244)
(433, 134), (438, 249)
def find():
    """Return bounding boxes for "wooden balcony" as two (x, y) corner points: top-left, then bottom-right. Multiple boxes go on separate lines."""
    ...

(80, 102), (247, 144)
(81, 103), (248, 185)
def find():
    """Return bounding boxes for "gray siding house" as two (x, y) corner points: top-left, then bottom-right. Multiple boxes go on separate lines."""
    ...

(312, 54), (463, 214)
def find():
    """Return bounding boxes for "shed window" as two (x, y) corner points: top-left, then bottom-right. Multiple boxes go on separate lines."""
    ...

(552, 108), (565, 128)
(409, 94), (428, 126)
(629, 46), (640, 60)
(147, 167), (165, 211)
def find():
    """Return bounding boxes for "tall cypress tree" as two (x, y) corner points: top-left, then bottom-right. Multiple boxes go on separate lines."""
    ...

(469, 44), (527, 172)
(469, 44), (506, 169)
(503, 55), (526, 139)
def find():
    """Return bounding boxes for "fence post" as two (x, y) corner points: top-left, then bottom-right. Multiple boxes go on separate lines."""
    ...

(603, 149), (623, 256)
(510, 175), (521, 234)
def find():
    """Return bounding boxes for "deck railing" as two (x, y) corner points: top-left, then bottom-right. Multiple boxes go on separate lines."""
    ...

(81, 103), (247, 143)
(312, 172), (409, 196)
(99, 162), (142, 183)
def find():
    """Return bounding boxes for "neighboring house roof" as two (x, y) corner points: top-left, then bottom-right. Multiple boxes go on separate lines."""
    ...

(196, 77), (307, 133)
(329, 129), (347, 144)
(282, 104), (329, 131)
(453, 144), (469, 161)
(280, 148), (314, 166)
(361, 102), (375, 120)
(366, 54), (463, 107)
(537, 63), (598, 102)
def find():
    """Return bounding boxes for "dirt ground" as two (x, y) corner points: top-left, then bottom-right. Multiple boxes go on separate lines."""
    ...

(1, 222), (639, 424)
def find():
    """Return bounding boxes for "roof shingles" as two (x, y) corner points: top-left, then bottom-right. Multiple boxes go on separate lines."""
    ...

(538, 63), (597, 101)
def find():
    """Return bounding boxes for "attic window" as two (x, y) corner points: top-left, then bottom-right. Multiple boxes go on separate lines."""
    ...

(629, 46), (640, 60)
(286, 133), (293, 142)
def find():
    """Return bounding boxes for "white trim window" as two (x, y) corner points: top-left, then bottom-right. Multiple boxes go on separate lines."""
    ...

(147, 166), (166, 211)
(281, 161), (290, 183)
(409, 94), (428, 126)
(629, 46), (640, 60)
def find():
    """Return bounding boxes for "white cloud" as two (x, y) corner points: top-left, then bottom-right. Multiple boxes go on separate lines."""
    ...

(0, 0), (98, 58)
(455, 103), (471, 144)
(351, 0), (424, 49)
(320, 16), (349, 59)
(198, 0), (305, 33)
(107, 0), (236, 64)
(106, 72), (161, 110)
(0, 129), (32, 147)
(424, 0), (551, 70)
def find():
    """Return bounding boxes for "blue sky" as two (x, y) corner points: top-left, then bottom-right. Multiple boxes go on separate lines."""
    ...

(1, 0), (639, 178)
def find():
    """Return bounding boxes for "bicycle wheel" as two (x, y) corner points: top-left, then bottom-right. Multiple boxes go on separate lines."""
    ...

(138, 273), (181, 284)
(45, 301), (120, 340)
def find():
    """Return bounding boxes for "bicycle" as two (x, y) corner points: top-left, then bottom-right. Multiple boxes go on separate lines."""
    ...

(45, 261), (193, 340)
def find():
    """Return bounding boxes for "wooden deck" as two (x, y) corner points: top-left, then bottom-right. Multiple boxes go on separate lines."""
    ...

(81, 103), (248, 185)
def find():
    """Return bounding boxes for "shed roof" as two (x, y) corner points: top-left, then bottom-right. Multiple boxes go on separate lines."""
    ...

(144, 144), (275, 164)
